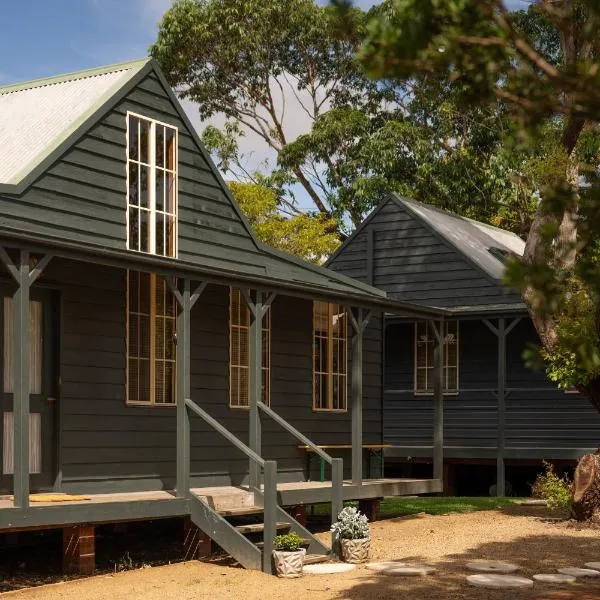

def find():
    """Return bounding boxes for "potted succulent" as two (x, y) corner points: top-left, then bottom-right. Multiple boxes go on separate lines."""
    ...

(272, 532), (306, 578)
(331, 506), (370, 563)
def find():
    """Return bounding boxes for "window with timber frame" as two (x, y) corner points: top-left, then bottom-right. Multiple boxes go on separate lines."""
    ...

(414, 320), (459, 395)
(313, 301), (347, 411)
(127, 112), (178, 257)
(229, 288), (271, 408)
(127, 271), (176, 406)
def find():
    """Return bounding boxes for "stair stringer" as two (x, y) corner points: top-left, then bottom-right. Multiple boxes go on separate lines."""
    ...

(253, 490), (331, 556)
(189, 494), (263, 570)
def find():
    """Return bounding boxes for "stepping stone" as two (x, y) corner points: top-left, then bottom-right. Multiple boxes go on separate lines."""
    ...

(303, 563), (356, 575)
(534, 573), (577, 584)
(467, 574), (534, 589)
(585, 563), (600, 570)
(466, 560), (520, 573)
(365, 561), (436, 576)
(558, 567), (600, 577)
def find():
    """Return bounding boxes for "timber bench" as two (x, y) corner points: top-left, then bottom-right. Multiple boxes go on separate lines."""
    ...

(298, 444), (393, 481)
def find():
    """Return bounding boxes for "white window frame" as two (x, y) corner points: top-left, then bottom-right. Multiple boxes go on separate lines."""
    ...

(126, 111), (178, 258)
(126, 271), (177, 407)
(228, 288), (271, 409)
(312, 301), (348, 413)
(414, 320), (459, 395)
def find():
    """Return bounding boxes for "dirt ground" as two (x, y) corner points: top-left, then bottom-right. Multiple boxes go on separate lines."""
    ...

(6, 506), (600, 600)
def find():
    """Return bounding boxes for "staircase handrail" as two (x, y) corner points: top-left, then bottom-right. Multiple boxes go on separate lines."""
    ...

(185, 398), (277, 573)
(257, 400), (343, 546)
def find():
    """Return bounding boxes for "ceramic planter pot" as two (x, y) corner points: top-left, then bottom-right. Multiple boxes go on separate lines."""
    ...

(340, 537), (370, 563)
(272, 548), (306, 578)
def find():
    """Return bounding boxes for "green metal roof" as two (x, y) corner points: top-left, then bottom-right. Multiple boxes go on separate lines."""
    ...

(0, 58), (150, 186)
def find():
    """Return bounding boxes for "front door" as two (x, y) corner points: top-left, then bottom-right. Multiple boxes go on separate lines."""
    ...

(0, 288), (57, 493)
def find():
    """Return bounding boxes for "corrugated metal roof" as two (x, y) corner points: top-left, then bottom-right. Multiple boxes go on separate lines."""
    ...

(0, 59), (148, 184)
(395, 195), (525, 281)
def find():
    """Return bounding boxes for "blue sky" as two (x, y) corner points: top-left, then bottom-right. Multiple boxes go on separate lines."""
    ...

(1, 0), (528, 85)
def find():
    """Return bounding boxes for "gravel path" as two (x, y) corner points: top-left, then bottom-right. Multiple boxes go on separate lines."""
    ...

(6, 506), (600, 600)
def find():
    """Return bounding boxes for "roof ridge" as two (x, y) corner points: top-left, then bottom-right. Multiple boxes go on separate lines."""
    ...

(392, 195), (520, 251)
(0, 57), (151, 95)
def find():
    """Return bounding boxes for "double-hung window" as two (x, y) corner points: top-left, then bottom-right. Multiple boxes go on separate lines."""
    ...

(127, 271), (176, 406)
(229, 289), (271, 408)
(313, 301), (347, 411)
(127, 113), (178, 258)
(414, 320), (459, 394)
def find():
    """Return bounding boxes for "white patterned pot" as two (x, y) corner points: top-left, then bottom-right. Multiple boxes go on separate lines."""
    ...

(272, 548), (306, 578)
(340, 537), (370, 563)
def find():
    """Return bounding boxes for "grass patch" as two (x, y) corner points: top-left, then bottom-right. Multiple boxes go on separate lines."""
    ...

(379, 496), (524, 518)
(312, 496), (525, 520)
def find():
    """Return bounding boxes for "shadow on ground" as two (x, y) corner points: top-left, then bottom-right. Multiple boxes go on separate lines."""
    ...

(334, 523), (600, 600)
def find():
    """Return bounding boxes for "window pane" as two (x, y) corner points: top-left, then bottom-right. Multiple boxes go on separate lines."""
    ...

(140, 209), (150, 253)
(156, 169), (165, 212)
(128, 116), (139, 161)
(166, 127), (176, 171)
(140, 165), (150, 209)
(140, 119), (150, 164)
(166, 172), (176, 216)
(156, 125), (165, 168)
(128, 207), (139, 251)
(156, 213), (165, 256)
(128, 163), (139, 206)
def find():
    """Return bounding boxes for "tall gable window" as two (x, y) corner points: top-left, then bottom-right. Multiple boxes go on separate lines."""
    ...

(313, 301), (347, 411)
(127, 113), (178, 258)
(414, 321), (459, 395)
(229, 289), (271, 408)
(127, 271), (176, 406)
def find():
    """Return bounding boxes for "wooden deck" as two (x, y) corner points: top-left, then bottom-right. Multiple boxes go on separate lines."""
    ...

(0, 477), (442, 531)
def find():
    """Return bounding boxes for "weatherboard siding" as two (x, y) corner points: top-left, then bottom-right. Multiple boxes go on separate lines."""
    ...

(0, 71), (265, 278)
(382, 319), (600, 457)
(329, 199), (522, 307)
(46, 259), (381, 493)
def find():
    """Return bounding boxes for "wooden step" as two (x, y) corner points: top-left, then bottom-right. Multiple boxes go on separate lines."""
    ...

(235, 522), (291, 535)
(219, 506), (264, 517)
(304, 554), (330, 565)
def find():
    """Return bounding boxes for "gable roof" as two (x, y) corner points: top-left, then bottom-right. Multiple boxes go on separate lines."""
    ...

(395, 195), (525, 281)
(0, 59), (443, 318)
(0, 58), (149, 186)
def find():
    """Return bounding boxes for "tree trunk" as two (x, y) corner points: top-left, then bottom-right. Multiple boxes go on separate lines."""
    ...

(572, 451), (600, 521)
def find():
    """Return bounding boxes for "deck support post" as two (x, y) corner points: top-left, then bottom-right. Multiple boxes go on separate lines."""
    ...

(242, 290), (275, 490)
(358, 498), (381, 522)
(170, 278), (207, 499)
(63, 524), (95, 575)
(483, 317), (521, 497)
(0, 248), (52, 509)
(348, 308), (372, 486)
(431, 318), (444, 483)
(183, 516), (212, 560)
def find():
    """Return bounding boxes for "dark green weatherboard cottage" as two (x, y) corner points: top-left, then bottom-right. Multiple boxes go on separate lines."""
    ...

(326, 194), (600, 497)
(0, 59), (444, 574)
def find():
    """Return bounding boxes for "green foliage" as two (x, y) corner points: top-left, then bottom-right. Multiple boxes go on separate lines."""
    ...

(531, 461), (572, 513)
(274, 532), (305, 552)
(358, 0), (600, 403)
(331, 506), (370, 540)
(228, 182), (339, 263)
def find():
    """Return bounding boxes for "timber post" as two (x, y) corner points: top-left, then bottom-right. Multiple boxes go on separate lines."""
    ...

(348, 308), (372, 486)
(0, 248), (52, 509)
(431, 318), (444, 483)
(483, 316), (522, 497)
(170, 278), (207, 499)
(242, 290), (276, 490)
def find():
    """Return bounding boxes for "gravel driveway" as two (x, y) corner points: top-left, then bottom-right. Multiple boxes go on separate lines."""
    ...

(6, 506), (600, 600)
